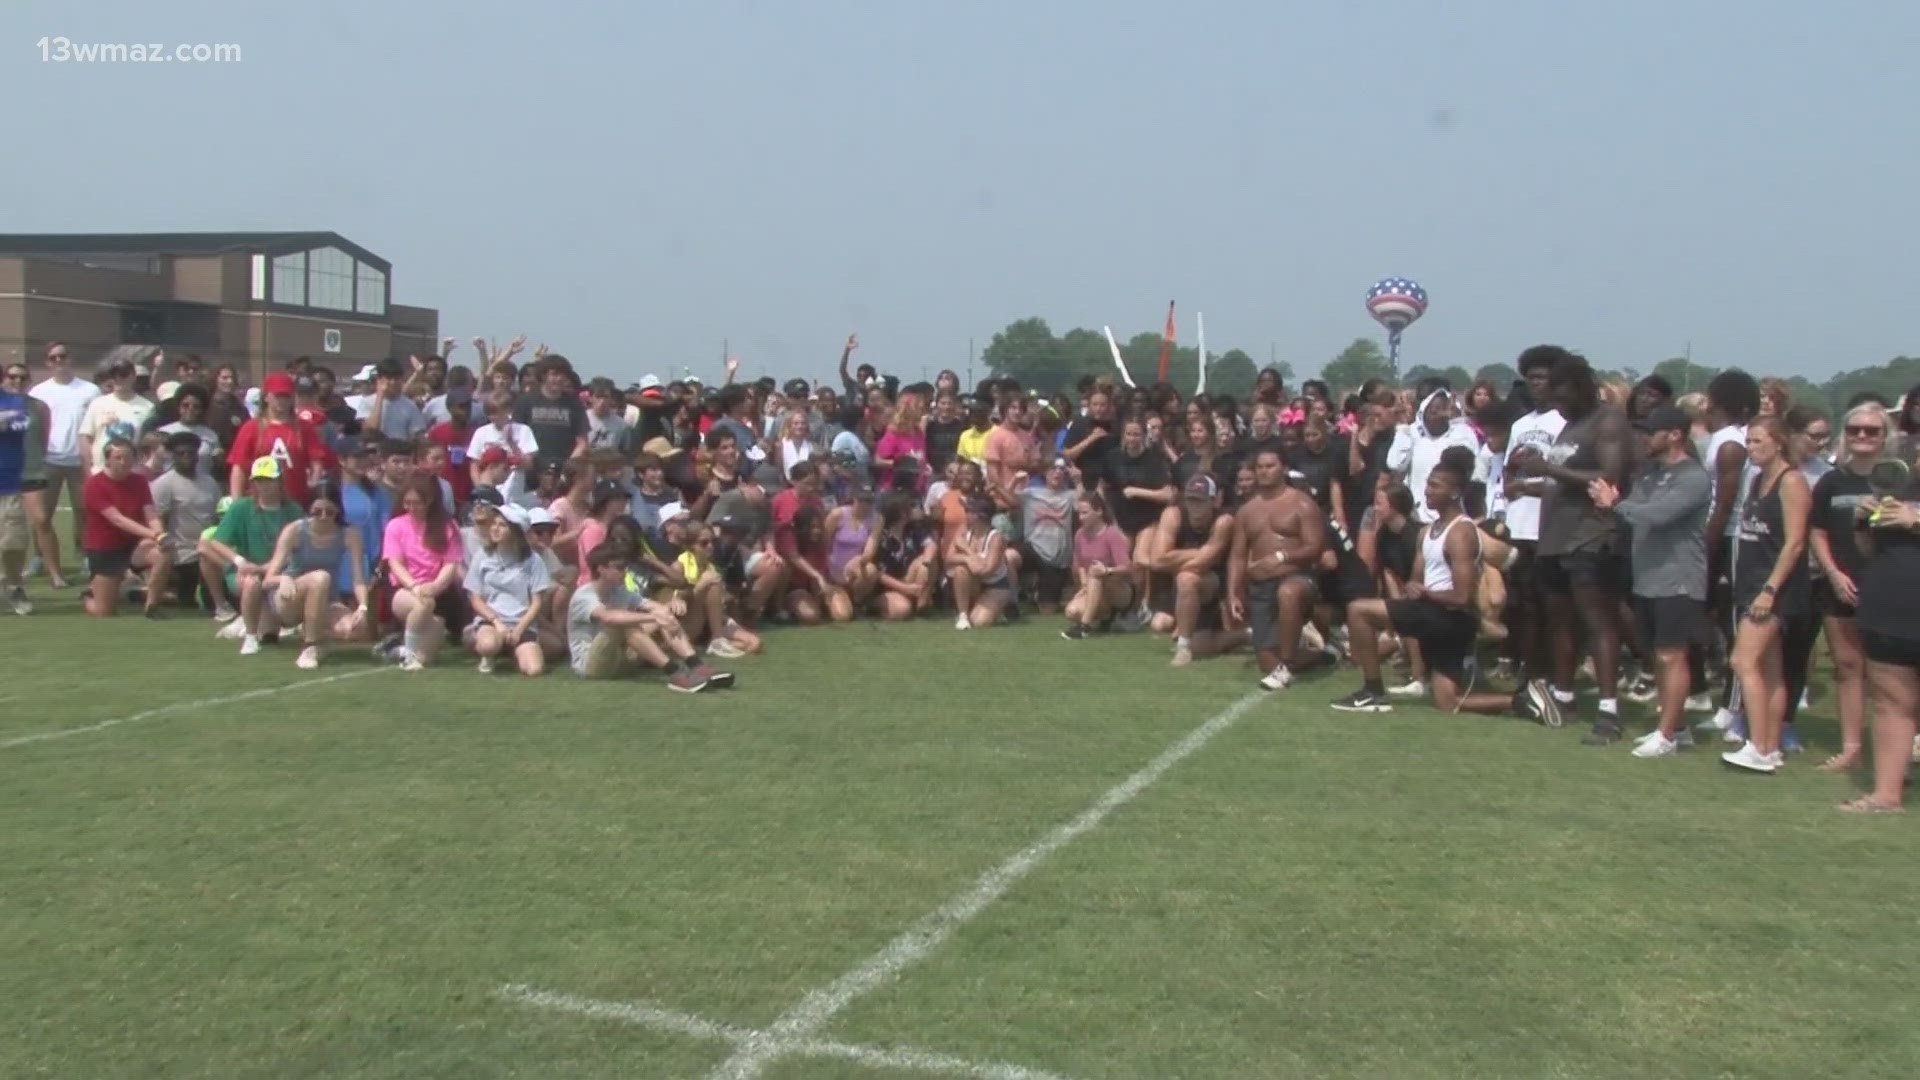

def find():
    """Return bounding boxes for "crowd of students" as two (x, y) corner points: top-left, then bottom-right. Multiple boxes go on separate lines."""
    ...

(2, 337), (1918, 808)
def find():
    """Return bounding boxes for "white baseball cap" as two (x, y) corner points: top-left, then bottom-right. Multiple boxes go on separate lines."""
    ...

(352, 363), (379, 382)
(525, 507), (557, 529)
(638, 374), (662, 390)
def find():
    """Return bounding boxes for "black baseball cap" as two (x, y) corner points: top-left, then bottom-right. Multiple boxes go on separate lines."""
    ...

(469, 484), (505, 509)
(783, 377), (811, 398)
(589, 479), (628, 511)
(1633, 405), (1690, 435)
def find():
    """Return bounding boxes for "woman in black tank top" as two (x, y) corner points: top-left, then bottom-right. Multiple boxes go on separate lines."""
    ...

(1847, 430), (1920, 811)
(1723, 419), (1812, 774)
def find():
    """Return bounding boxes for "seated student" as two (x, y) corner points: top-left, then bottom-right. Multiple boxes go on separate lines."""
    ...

(81, 437), (171, 618)
(946, 495), (1017, 629)
(199, 456), (305, 651)
(382, 474), (466, 671)
(823, 487), (882, 615)
(575, 479), (631, 587)
(567, 545), (732, 692)
(1061, 492), (1134, 639)
(662, 519), (761, 657)
(546, 461), (593, 571)
(525, 506), (571, 639)
(463, 503), (563, 676)
(262, 479), (371, 669)
(868, 491), (938, 620)
(149, 430), (222, 612)
(1332, 461), (1563, 722)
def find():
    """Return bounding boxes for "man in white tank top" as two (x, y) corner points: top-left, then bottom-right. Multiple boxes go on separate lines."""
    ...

(1333, 461), (1563, 723)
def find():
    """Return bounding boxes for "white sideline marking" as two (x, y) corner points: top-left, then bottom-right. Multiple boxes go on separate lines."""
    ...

(1, 667), (393, 749)
(708, 689), (1270, 1079)
(498, 985), (1078, 1080)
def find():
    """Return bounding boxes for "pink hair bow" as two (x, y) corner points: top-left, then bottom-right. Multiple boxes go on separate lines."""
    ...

(1279, 406), (1307, 426)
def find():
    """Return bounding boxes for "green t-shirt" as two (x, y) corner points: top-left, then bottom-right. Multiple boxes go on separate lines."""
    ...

(211, 497), (303, 563)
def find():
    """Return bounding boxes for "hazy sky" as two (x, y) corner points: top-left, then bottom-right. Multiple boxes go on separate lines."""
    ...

(7, 0), (1916, 386)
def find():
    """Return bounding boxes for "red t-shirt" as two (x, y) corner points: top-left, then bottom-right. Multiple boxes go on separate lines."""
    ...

(82, 471), (153, 552)
(770, 487), (823, 567)
(426, 421), (474, 505)
(229, 416), (334, 503)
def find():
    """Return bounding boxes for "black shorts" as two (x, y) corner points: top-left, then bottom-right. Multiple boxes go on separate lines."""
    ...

(1812, 578), (1856, 620)
(1149, 569), (1220, 616)
(1387, 597), (1479, 680)
(1634, 594), (1711, 650)
(85, 547), (135, 576)
(1862, 627), (1920, 668)
(1506, 540), (1540, 596)
(1537, 549), (1621, 596)
(1246, 572), (1316, 651)
(19, 478), (46, 494)
(1321, 565), (1373, 607)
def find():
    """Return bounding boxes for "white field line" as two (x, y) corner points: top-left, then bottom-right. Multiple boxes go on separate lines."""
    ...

(1, 667), (393, 750)
(708, 689), (1271, 1080)
(497, 985), (1079, 1080)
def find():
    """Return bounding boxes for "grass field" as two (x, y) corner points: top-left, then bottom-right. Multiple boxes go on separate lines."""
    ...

(6, 577), (1919, 1080)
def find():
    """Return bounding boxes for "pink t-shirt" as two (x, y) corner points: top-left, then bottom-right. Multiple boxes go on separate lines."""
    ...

(382, 513), (465, 587)
(874, 429), (927, 491)
(575, 517), (608, 586)
(1072, 524), (1131, 574)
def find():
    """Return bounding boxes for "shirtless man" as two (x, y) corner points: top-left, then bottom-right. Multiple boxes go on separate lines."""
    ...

(1228, 448), (1328, 690)
(1146, 475), (1246, 665)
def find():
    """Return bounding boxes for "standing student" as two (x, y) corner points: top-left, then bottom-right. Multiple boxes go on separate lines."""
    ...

(1807, 402), (1891, 772)
(0, 371), (33, 612)
(29, 341), (99, 572)
(1721, 418), (1812, 774)
(1843, 438), (1920, 811)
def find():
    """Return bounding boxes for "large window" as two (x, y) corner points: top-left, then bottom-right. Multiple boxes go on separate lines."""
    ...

(308, 246), (355, 311)
(250, 254), (267, 300)
(355, 263), (386, 315)
(271, 252), (306, 306)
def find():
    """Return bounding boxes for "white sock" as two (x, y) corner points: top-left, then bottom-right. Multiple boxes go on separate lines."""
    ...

(1599, 697), (1620, 717)
(1175, 636), (1191, 650)
(1552, 687), (1576, 704)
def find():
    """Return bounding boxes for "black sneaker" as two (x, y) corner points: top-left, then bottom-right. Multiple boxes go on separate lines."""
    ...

(1516, 679), (1564, 727)
(1581, 720), (1623, 746)
(1060, 623), (1088, 641)
(1331, 687), (1392, 713)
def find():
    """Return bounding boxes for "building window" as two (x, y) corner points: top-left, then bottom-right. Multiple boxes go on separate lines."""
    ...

(308, 246), (355, 311)
(250, 254), (267, 300)
(355, 262), (387, 315)
(272, 252), (306, 306)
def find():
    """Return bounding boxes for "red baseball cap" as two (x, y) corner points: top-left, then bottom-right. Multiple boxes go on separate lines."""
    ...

(262, 372), (296, 396)
(478, 446), (509, 468)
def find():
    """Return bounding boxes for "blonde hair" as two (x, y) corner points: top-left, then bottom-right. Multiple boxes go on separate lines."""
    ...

(1838, 401), (1891, 467)
(1675, 391), (1708, 419)
(1599, 380), (1632, 410)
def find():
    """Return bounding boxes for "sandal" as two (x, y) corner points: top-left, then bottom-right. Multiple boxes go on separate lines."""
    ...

(1817, 751), (1863, 773)
(1838, 796), (1904, 814)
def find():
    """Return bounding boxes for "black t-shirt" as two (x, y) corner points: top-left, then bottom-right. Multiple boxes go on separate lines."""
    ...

(1810, 468), (1873, 577)
(1104, 445), (1170, 534)
(1290, 441), (1336, 511)
(1063, 417), (1115, 489)
(925, 418), (965, 474)
(632, 400), (673, 446)
(515, 391), (589, 463)
(1338, 432), (1390, 527)
(1856, 473), (1920, 641)
(1242, 434), (1287, 466)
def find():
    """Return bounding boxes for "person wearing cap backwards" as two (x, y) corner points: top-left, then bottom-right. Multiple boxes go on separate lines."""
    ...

(462, 502), (562, 676)
(260, 478), (371, 669)
(568, 544), (733, 692)
(1144, 475), (1239, 666)
(1587, 405), (1713, 757)
(228, 371), (331, 504)
(424, 386), (478, 509)
(149, 431), (223, 613)
(77, 358), (156, 476)
(199, 455), (306, 649)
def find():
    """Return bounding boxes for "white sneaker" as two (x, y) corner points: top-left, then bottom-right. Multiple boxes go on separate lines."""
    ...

(213, 603), (238, 623)
(1684, 693), (1714, 713)
(954, 613), (972, 631)
(706, 638), (746, 659)
(217, 618), (248, 641)
(1388, 679), (1426, 697)
(1259, 663), (1293, 691)
(1300, 623), (1326, 652)
(476, 656), (495, 675)
(1720, 740), (1778, 774)
(239, 634), (262, 656)
(1171, 643), (1193, 667)
(1912, 733), (1920, 764)
(1632, 731), (1680, 758)
(295, 645), (321, 670)
(8, 585), (31, 616)
(399, 650), (426, 672)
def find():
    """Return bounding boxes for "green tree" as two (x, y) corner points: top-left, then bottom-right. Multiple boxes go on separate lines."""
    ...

(1320, 338), (1393, 393)
(981, 317), (1065, 388)
(1403, 364), (1474, 391)
(1824, 356), (1920, 411)
(1206, 348), (1259, 399)
(1651, 356), (1720, 394)
(1474, 363), (1519, 390)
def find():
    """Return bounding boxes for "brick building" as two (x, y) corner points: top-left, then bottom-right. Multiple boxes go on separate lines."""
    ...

(0, 232), (438, 380)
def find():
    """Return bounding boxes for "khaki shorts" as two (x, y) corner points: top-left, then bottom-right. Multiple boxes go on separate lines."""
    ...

(0, 494), (25, 553)
(578, 628), (631, 679)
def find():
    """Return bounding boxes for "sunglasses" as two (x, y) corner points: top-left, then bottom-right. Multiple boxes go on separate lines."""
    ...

(2, 370), (27, 381)
(1846, 425), (1886, 438)
(1804, 429), (1831, 443)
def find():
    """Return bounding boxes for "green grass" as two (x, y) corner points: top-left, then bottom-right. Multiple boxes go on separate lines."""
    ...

(5, 578), (1918, 1080)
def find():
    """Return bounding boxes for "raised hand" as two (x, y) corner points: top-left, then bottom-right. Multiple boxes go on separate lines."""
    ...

(725, 355), (741, 378)
(845, 334), (859, 353)
(441, 337), (457, 356)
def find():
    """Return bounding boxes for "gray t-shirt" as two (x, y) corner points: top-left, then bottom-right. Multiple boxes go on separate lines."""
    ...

(355, 395), (429, 441)
(149, 468), (221, 564)
(568, 581), (639, 674)
(464, 548), (553, 623)
(1614, 456), (1712, 601)
(587, 411), (632, 454)
(1021, 485), (1075, 567)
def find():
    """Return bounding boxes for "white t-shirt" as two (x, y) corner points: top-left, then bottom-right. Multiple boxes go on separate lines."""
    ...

(78, 393), (157, 470)
(567, 582), (640, 674)
(28, 377), (100, 467)
(1503, 409), (1566, 542)
(467, 422), (542, 503)
(1705, 425), (1749, 539)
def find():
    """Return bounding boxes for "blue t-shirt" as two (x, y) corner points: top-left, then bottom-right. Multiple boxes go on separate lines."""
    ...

(340, 480), (391, 587)
(0, 391), (28, 494)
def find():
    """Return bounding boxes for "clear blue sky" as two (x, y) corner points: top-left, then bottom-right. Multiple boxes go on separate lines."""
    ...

(7, 0), (1916, 386)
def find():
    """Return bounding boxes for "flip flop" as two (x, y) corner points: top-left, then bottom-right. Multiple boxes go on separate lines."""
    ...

(1837, 796), (1904, 814)
(1816, 752), (1863, 773)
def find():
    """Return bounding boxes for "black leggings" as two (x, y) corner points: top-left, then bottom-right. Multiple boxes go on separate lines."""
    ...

(1781, 613), (1820, 726)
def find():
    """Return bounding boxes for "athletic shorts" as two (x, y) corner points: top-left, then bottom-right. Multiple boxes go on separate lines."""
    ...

(1387, 597), (1479, 680)
(1812, 578), (1856, 620)
(1862, 627), (1920, 669)
(85, 546), (135, 576)
(18, 478), (46, 494)
(1149, 569), (1220, 617)
(469, 619), (541, 646)
(1536, 549), (1621, 596)
(1246, 571), (1316, 651)
(1634, 594), (1711, 650)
